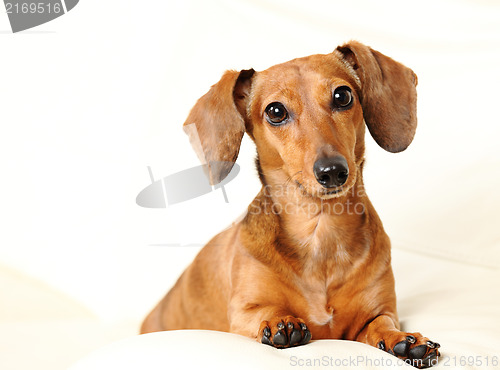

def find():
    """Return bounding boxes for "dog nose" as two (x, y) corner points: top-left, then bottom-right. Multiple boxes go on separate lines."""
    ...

(313, 156), (349, 188)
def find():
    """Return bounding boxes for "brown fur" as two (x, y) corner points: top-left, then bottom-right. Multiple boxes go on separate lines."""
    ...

(141, 41), (439, 368)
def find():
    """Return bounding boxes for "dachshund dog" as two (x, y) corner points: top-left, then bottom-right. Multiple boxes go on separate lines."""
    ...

(141, 41), (440, 368)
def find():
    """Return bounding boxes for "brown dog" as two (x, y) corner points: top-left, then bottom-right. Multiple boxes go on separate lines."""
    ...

(141, 41), (440, 368)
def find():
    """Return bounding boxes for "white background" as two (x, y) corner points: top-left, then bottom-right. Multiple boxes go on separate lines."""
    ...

(1, 0), (500, 368)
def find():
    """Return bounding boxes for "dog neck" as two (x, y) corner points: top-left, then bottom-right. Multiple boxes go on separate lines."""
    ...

(242, 164), (374, 277)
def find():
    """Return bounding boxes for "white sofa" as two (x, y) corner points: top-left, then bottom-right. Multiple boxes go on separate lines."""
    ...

(68, 247), (500, 370)
(1, 1), (499, 369)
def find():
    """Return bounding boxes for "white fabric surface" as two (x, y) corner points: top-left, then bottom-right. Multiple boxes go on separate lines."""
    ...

(1, 1), (499, 369)
(69, 249), (500, 370)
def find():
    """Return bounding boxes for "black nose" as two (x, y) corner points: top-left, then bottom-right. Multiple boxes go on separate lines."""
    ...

(313, 156), (349, 188)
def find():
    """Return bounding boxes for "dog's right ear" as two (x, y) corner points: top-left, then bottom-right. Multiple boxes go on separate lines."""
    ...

(183, 69), (255, 185)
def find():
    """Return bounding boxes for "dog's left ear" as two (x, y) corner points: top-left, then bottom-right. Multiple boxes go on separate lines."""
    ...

(183, 69), (255, 184)
(335, 41), (418, 153)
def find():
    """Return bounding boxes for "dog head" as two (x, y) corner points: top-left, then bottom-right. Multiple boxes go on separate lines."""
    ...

(183, 41), (417, 198)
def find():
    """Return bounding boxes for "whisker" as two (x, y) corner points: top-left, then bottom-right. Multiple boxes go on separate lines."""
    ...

(284, 170), (302, 188)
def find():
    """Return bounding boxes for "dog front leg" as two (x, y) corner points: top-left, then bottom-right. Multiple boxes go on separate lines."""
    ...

(357, 314), (440, 368)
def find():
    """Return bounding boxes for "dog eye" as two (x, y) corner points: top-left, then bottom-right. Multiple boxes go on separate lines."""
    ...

(332, 86), (353, 109)
(265, 102), (289, 125)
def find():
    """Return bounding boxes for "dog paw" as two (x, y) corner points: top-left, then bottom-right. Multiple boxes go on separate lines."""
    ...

(259, 316), (311, 348)
(376, 332), (440, 368)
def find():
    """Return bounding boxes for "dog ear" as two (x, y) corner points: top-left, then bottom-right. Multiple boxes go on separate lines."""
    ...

(336, 41), (418, 153)
(183, 69), (255, 184)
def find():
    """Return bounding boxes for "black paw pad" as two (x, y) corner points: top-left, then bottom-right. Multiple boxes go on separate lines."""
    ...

(301, 326), (311, 345)
(261, 326), (271, 345)
(273, 330), (287, 346)
(393, 340), (409, 356)
(409, 344), (428, 359)
(289, 328), (302, 345)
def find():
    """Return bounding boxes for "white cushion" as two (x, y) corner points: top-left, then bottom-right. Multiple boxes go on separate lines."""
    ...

(69, 249), (500, 370)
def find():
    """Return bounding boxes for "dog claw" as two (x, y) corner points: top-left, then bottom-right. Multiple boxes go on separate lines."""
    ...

(426, 340), (440, 349)
(263, 327), (271, 337)
(261, 326), (272, 345)
(406, 335), (416, 344)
